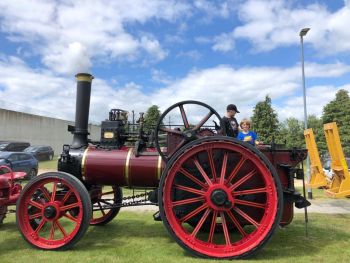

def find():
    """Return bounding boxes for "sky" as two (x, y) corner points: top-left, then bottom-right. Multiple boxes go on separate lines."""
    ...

(0, 0), (349, 124)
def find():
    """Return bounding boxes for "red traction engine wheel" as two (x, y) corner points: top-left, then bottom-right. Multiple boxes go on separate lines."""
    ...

(16, 172), (91, 250)
(159, 137), (283, 259)
(89, 186), (122, 226)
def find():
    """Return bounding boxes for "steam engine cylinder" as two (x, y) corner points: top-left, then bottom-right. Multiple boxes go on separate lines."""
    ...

(81, 147), (163, 187)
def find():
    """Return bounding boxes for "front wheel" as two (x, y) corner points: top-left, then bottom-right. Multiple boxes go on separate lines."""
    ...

(16, 172), (92, 250)
(159, 137), (283, 259)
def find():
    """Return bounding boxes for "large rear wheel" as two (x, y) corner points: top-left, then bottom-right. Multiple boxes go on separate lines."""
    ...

(16, 172), (92, 250)
(159, 137), (283, 259)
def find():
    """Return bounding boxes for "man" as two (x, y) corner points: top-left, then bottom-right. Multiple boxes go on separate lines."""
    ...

(221, 104), (239, 137)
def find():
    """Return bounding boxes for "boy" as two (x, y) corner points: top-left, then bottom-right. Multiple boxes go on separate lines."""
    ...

(237, 119), (261, 145)
(221, 104), (239, 137)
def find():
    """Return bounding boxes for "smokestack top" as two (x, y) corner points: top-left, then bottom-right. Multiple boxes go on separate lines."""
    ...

(75, 73), (94, 83)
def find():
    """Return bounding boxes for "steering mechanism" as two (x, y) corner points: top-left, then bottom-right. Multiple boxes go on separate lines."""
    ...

(154, 100), (222, 162)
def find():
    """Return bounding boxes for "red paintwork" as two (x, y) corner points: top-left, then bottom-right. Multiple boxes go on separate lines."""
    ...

(84, 146), (163, 187)
(260, 148), (307, 226)
(161, 141), (280, 258)
(17, 177), (85, 249)
(0, 165), (26, 207)
(83, 145), (305, 227)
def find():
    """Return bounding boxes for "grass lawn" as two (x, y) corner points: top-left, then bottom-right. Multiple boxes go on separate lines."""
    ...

(38, 156), (59, 170)
(1, 212), (350, 263)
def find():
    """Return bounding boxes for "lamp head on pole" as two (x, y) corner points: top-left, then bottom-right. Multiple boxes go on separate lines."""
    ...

(299, 28), (310, 37)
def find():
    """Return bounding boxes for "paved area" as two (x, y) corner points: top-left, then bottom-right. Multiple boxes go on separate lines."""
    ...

(295, 199), (350, 214)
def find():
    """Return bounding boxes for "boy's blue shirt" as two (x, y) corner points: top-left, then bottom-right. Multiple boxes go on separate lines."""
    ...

(237, 130), (257, 145)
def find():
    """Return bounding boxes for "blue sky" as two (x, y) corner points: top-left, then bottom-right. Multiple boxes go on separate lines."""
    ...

(0, 0), (349, 123)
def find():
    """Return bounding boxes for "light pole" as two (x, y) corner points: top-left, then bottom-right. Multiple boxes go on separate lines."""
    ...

(300, 27), (312, 199)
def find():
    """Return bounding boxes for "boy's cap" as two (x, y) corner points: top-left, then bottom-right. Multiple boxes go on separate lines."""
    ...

(227, 104), (240, 113)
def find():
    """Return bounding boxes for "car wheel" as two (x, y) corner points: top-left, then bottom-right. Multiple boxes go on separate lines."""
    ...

(48, 154), (53, 161)
(28, 169), (37, 180)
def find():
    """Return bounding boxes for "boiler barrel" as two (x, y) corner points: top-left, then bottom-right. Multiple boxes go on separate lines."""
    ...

(82, 146), (163, 187)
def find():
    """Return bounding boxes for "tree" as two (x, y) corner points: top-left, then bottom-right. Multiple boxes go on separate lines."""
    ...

(322, 89), (350, 155)
(251, 96), (279, 144)
(143, 105), (162, 133)
(279, 117), (304, 148)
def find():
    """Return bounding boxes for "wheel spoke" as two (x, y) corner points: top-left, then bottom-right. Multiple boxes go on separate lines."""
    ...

(61, 189), (73, 205)
(98, 199), (114, 207)
(174, 184), (205, 196)
(63, 213), (78, 223)
(220, 212), (231, 246)
(219, 152), (228, 185)
(207, 149), (217, 181)
(179, 105), (190, 129)
(179, 167), (207, 189)
(51, 182), (57, 202)
(159, 127), (183, 136)
(226, 156), (246, 183)
(172, 196), (204, 207)
(191, 208), (211, 237)
(180, 203), (208, 223)
(234, 207), (260, 228)
(208, 211), (218, 243)
(39, 186), (51, 201)
(193, 111), (213, 131)
(226, 210), (247, 237)
(55, 220), (68, 238)
(233, 187), (267, 196)
(34, 218), (47, 234)
(29, 212), (42, 220)
(49, 222), (55, 240)
(229, 170), (256, 191)
(60, 202), (80, 212)
(97, 201), (106, 216)
(235, 199), (266, 209)
(29, 200), (44, 210)
(193, 157), (213, 186)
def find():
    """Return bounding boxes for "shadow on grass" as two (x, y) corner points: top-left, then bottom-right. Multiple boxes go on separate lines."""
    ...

(1, 213), (350, 261)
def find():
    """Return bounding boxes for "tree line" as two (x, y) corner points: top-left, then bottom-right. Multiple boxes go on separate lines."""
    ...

(141, 89), (350, 156)
(251, 89), (350, 156)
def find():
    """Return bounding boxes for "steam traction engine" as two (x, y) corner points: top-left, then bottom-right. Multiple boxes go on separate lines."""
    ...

(16, 74), (310, 259)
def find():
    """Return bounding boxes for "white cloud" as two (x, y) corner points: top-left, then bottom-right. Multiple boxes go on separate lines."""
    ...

(275, 84), (350, 121)
(43, 42), (92, 75)
(0, 0), (188, 75)
(211, 0), (350, 55)
(212, 32), (235, 52)
(0, 54), (349, 124)
(151, 69), (173, 85)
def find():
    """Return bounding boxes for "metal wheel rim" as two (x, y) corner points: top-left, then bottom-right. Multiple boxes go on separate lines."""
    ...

(17, 177), (84, 249)
(161, 140), (280, 258)
(90, 186), (119, 225)
(155, 100), (221, 162)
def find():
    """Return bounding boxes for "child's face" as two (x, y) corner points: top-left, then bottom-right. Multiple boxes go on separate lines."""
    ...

(227, 110), (236, 117)
(241, 122), (250, 131)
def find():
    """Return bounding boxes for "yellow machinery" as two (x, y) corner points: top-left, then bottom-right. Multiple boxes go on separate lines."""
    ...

(323, 122), (350, 198)
(304, 128), (328, 188)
